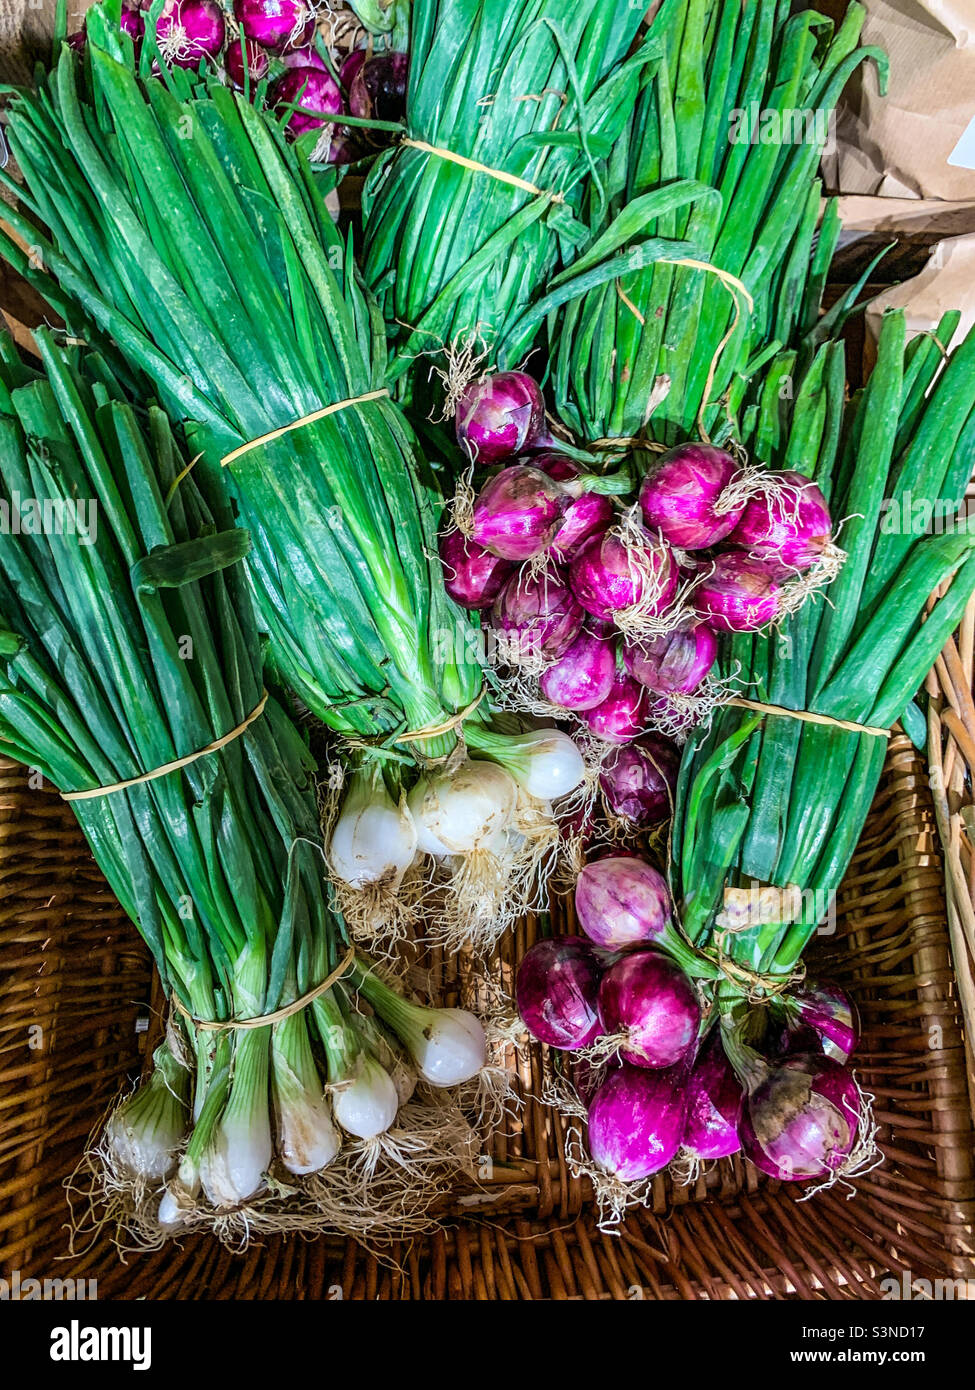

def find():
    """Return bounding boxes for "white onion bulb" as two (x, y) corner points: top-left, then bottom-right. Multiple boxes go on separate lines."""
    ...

(330, 770), (418, 888)
(408, 759), (517, 855)
(331, 1056), (399, 1139)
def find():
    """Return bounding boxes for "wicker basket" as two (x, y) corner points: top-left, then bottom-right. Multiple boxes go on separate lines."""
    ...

(0, 0), (972, 1306)
(1, 730), (972, 1300)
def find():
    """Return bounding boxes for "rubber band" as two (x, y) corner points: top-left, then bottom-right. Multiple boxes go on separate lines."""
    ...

(708, 934), (805, 1001)
(729, 696), (890, 740)
(61, 691), (269, 802)
(393, 686), (488, 743)
(400, 138), (566, 206)
(220, 390), (390, 468)
(171, 944), (356, 1032)
(659, 259), (753, 442)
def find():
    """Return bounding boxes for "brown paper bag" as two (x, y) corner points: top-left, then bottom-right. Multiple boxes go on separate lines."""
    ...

(865, 230), (975, 348)
(826, 0), (975, 201)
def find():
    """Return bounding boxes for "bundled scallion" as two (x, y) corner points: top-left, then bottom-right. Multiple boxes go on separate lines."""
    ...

(538, 0), (887, 446)
(360, 0), (656, 399)
(675, 306), (975, 983)
(0, 332), (489, 1248)
(0, 14), (588, 951)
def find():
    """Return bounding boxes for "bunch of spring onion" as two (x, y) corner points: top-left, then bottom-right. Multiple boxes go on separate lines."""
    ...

(0, 17), (587, 952)
(676, 305), (975, 988)
(441, 364), (848, 827)
(514, 306), (975, 1219)
(0, 332), (489, 1247)
(535, 0), (887, 446)
(360, 0), (656, 401)
(64, 0), (407, 164)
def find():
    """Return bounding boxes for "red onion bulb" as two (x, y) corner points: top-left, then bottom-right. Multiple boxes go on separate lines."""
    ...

(587, 1062), (687, 1182)
(730, 470), (835, 573)
(538, 628), (618, 712)
(156, 0), (225, 67)
(574, 855), (671, 951)
(234, 0), (315, 54)
(491, 565), (583, 666)
(471, 465), (564, 562)
(598, 736), (679, 826)
(597, 950), (701, 1068)
(624, 622), (718, 696)
(639, 443), (746, 550)
(515, 936), (604, 1050)
(456, 372), (547, 463)
(439, 528), (514, 611)
(694, 552), (780, 632)
(584, 672), (649, 744)
(569, 527), (677, 624)
(270, 66), (344, 138)
(739, 1053), (863, 1182)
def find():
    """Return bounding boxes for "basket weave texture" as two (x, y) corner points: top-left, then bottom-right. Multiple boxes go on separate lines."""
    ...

(1, 732), (972, 1300)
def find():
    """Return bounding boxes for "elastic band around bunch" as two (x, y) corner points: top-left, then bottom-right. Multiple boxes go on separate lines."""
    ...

(171, 945), (357, 1032)
(729, 696), (891, 741)
(400, 137), (566, 206)
(394, 686), (488, 743)
(220, 390), (391, 468)
(61, 691), (269, 803)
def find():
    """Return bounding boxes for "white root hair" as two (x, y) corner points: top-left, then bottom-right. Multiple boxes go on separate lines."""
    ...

(431, 328), (495, 428)
(797, 1074), (883, 1202)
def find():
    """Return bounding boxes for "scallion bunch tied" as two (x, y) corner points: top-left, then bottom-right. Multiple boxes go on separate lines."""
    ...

(0, 334), (489, 1247)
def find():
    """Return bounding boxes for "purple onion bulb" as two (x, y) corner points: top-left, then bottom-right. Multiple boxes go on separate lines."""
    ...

(535, 453), (614, 561)
(598, 736), (679, 826)
(574, 855), (671, 951)
(515, 936), (604, 1050)
(767, 980), (860, 1064)
(538, 628), (618, 712)
(569, 528), (677, 622)
(694, 552), (780, 632)
(639, 443), (746, 550)
(456, 372), (547, 464)
(739, 1053), (863, 1182)
(349, 51), (409, 124)
(470, 464), (564, 562)
(224, 36), (270, 86)
(584, 672), (649, 745)
(439, 528), (514, 610)
(587, 1062), (687, 1182)
(597, 950), (701, 1068)
(233, 0), (314, 54)
(730, 470), (834, 573)
(682, 1033), (743, 1161)
(270, 67), (344, 138)
(624, 621), (718, 696)
(492, 565), (583, 665)
(156, 0), (225, 66)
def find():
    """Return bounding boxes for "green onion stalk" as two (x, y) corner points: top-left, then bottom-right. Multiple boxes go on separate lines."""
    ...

(673, 305), (975, 1030)
(0, 333), (490, 1248)
(535, 0), (887, 448)
(0, 14), (589, 953)
(360, 0), (657, 410)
